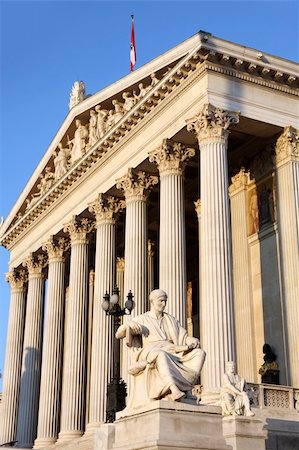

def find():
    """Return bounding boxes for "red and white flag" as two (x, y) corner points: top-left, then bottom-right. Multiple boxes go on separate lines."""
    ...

(130, 15), (136, 71)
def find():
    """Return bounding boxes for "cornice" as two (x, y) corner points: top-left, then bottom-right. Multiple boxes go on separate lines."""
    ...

(1, 40), (298, 249)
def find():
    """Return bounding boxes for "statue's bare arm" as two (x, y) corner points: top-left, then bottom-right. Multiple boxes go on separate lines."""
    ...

(115, 321), (142, 339)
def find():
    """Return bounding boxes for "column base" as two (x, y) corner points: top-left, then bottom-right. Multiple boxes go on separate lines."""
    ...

(57, 430), (83, 443)
(85, 421), (104, 433)
(33, 437), (57, 448)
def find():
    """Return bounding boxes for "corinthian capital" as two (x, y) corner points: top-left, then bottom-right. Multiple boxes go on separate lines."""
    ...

(89, 193), (125, 225)
(275, 126), (299, 164)
(63, 216), (94, 244)
(23, 253), (47, 278)
(149, 139), (195, 175)
(186, 103), (240, 144)
(42, 236), (70, 262)
(116, 168), (158, 201)
(6, 268), (27, 292)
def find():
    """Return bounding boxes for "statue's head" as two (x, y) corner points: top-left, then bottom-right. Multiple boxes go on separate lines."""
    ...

(149, 289), (167, 313)
(226, 361), (236, 374)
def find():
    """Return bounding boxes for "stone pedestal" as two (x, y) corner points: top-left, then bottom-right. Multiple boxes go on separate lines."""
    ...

(113, 401), (229, 450)
(222, 416), (267, 450)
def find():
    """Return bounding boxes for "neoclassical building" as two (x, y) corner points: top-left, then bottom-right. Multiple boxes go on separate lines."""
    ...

(0, 31), (298, 449)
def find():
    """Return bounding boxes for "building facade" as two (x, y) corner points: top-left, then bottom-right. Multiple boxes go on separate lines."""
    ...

(0, 31), (298, 449)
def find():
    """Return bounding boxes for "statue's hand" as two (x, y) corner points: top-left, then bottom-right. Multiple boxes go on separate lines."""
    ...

(186, 337), (200, 349)
(128, 321), (142, 336)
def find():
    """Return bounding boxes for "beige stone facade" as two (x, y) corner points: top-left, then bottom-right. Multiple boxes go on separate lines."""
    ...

(0, 32), (298, 449)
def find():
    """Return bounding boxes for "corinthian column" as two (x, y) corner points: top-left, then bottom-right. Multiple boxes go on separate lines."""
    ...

(34, 237), (69, 448)
(275, 127), (299, 388)
(116, 168), (158, 315)
(187, 104), (239, 396)
(0, 269), (27, 446)
(58, 217), (93, 442)
(116, 168), (158, 382)
(87, 194), (124, 428)
(16, 254), (47, 448)
(149, 140), (195, 326)
(229, 169), (256, 382)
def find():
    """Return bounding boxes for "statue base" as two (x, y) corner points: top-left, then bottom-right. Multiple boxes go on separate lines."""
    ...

(113, 399), (229, 450)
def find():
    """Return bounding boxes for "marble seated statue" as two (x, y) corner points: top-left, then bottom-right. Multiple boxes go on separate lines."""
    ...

(116, 289), (206, 409)
(220, 361), (255, 417)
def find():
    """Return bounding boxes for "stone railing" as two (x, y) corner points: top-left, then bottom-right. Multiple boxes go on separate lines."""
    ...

(247, 383), (299, 412)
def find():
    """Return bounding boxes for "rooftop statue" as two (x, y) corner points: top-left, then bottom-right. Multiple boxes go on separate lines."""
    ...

(116, 289), (206, 407)
(69, 80), (86, 110)
(220, 361), (254, 417)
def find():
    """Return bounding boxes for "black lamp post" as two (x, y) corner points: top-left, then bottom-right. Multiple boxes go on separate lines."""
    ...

(102, 286), (134, 423)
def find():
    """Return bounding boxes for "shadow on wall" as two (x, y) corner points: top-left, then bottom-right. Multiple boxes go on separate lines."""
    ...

(266, 418), (299, 450)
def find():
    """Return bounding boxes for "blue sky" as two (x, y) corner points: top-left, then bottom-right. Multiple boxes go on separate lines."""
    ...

(0, 0), (298, 388)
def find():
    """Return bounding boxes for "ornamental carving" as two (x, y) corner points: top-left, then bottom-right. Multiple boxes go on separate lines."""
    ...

(63, 216), (94, 243)
(194, 199), (201, 218)
(6, 268), (27, 291)
(148, 240), (155, 257)
(275, 126), (299, 164)
(229, 168), (251, 193)
(89, 193), (125, 225)
(116, 168), (158, 200)
(23, 253), (47, 277)
(149, 139), (196, 175)
(116, 257), (125, 271)
(42, 236), (70, 262)
(186, 103), (239, 143)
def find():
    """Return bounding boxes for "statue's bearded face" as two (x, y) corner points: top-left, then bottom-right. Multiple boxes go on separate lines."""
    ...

(151, 295), (167, 313)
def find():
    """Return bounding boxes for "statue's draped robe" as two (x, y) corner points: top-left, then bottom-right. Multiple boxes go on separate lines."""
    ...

(125, 312), (204, 400)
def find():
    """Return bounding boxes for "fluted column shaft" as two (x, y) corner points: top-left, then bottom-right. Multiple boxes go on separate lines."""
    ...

(34, 238), (69, 448)
(187, 104), (239, 393)
(275, 127), (299, 388)
(87, 195), (122, 428)
(16, 254), (47, 448)
(149, 140), (195, 326)
(123, 196), (147, 312)
(229, 170), (256, 382)
(116, 169), (158, 385)
(0, 270), (27, 445)
(59, 217), (92, 441)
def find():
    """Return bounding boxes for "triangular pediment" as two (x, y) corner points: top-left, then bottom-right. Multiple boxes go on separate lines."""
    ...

(1, 31), (298, 248)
